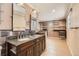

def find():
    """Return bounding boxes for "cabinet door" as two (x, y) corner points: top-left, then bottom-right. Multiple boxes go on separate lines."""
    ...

(0, 3), (12, 30)
(33, 41), (40, 56)
(40, 37), (45, 52)
(26, 45), (33, 56)
(17, 49), (27, 56)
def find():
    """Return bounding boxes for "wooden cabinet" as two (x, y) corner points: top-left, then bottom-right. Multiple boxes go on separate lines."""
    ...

(7, 35), (45, 56)
(39, 22), (48, 31)
(26, 45), (34, 56)
(0, 4), (12, 30)
(52, 20), (66, 30)
(17, 40), (34, 56)
(33, 36), (45, 56)
(33, 39), (40, 56)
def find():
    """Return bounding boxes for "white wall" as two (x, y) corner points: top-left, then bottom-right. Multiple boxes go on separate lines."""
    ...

(0, 4), (12, 30)
(67, 4), (79, 55)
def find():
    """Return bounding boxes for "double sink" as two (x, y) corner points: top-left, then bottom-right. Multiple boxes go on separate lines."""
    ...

(18, 34), (41, 41)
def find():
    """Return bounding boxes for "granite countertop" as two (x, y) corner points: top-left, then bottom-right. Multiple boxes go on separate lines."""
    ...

(7, 34), (44, 46)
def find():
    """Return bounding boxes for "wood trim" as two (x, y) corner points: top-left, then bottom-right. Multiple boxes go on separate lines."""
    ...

(12, 4), (26, 32)
(29, 14), (31, 31)
(12, 3), (13, 31)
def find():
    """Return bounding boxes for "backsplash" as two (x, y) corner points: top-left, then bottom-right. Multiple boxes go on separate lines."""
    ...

(0, 31), (9, 37)
(0, 29), (36, 40)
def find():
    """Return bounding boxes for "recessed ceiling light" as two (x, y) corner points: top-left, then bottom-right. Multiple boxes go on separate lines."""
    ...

(52, 9), (55, 13)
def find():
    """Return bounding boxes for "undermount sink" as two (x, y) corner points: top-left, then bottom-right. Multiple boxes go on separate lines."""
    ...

(18, 38), (31, 41)
(29, 35), (41, 39)
(30, 35), (40, 37)
(17, 35), (41, 41)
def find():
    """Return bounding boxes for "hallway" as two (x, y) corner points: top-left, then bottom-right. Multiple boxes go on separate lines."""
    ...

(41, 37), (71, 56)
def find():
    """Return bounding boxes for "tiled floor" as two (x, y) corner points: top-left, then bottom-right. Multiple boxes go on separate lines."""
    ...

(41, 37), (71, 56)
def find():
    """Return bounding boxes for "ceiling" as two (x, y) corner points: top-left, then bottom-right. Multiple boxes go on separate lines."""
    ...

(30, 3), (70, 21)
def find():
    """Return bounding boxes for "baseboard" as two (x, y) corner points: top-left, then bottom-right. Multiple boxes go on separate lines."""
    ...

(66, 40), (74, 56)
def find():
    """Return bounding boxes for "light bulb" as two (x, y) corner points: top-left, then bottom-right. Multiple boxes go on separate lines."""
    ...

(52, 9), (55, 13)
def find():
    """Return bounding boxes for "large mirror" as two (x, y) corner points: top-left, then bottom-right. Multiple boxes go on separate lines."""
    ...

(13, 3), (26, 31)
(31, 10), (39, 32)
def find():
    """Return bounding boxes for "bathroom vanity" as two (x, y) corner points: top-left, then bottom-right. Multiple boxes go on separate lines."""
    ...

(6, 34), (46, 56)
